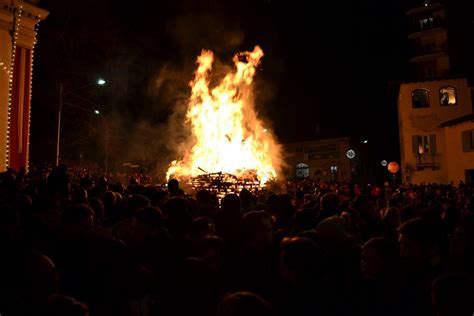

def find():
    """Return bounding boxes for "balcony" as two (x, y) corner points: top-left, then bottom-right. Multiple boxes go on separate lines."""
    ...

(415, 153), (440, 170)
(408, 19), (446, 38)
(409, 44), (447, 63)
(412, 41), (446, 56)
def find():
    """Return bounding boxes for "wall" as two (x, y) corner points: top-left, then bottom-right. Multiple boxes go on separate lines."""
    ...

(444, 120), (474, 183)
(284, 137), (351, 182)
(398, 78), (473, 184)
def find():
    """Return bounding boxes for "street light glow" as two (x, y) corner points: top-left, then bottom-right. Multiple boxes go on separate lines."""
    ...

(363, 139), (368, 144)
(57, 79), (107, 166)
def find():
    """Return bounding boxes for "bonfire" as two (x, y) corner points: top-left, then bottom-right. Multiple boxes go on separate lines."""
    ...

(167, 46), (281, 193)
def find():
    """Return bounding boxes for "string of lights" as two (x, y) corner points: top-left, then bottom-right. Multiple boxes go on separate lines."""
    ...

(27, 15), (41, 170)
(3, 0), (43, 169)
(6, 0), (24, 169)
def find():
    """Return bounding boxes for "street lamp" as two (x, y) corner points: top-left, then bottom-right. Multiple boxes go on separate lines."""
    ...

(56, 79), (106, 166)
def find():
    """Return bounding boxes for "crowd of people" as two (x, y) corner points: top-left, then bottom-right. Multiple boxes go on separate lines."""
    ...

(0, 164), (473, 315)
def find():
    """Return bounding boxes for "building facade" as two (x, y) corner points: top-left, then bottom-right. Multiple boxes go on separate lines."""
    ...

(0, 0), (47, 171)
(398, 79), (473, 183)
(284, 137), (351, 182)
(440, 114), (474, 184)
(407, 1), (449, 80)
(406, 0), (474, 82)
(398, 1), (474, 184)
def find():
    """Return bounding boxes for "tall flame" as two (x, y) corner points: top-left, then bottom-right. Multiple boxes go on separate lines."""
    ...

(166, 46), (281, 183)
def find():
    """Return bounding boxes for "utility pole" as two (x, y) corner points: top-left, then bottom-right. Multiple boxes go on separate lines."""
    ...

(56, 83), (63, 166)
(105, 119), (108, 173)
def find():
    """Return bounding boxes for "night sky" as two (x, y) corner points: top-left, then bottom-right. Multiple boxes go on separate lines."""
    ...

(30, 0), (412, 168)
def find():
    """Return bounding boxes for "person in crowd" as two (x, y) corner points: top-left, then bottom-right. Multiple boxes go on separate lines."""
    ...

(358, 237), (401, 315)
(1, 163), (473, 316)
(431, 274), (474, 316)
(217, 291), (274, 316)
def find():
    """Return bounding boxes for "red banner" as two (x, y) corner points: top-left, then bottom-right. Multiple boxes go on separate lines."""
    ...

(9, 46), (32, 172)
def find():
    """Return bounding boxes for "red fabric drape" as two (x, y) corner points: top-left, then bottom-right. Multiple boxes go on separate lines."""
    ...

(9, 46), (32, 171)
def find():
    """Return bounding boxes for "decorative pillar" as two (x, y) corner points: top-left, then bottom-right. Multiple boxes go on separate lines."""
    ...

(0, 0), (48, 171)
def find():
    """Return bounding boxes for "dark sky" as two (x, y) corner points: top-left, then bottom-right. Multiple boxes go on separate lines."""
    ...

(30, 0), (412, 166)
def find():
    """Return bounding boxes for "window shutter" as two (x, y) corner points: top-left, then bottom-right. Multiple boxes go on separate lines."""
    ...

(462, 131), (470, 152)
(412, 135), (419, 154)
(429, 134), (437, 154)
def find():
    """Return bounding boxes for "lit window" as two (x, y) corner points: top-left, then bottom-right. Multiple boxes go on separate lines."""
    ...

(411, 89), (430, 108)
(419, 17), (434, 30)
(439, 87), (457, 106)
(330, 165), (338, 181)
(412, 134), (437, 154)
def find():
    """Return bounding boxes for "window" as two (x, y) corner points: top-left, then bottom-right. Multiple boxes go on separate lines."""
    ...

(412, 89), (430, 108)
(439, 87), (457, 106)
(412, 134), (437, 154)
(466, 169), (474, 184)
(419, 17), (434, 30)
(330, 165), (338, 182)
(296, 163), (309, 178)
(462, 129), (474, 152)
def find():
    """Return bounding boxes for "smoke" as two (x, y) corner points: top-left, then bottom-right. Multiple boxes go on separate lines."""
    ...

(114, 63), (192, 181)
(119, 2), (285, 181)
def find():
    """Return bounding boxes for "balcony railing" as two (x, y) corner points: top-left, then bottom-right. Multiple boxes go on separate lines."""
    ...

(409, 18), (445, 34)
(411, 43), (447, 58)
(415, 153), (440, 170)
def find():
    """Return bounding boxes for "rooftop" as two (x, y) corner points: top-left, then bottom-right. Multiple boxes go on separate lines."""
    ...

(438, 113), (474, 127)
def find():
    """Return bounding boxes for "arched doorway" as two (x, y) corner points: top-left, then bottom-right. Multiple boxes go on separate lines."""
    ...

(296, 163), (309, 178)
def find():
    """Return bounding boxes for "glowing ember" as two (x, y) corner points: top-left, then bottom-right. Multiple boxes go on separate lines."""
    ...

(166, 46), (281, 184)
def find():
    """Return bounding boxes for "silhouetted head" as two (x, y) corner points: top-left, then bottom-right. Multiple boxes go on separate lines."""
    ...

(361, 237), (399, 280)
(167, 178), (180, 195)
(222, 194), (242, 217)
(217, 292), (273, 316)
(398, 218), (444, 266)
(46, 294), (89, 316)
(131, 207), (164, 242)
(61, 204), (95, 226)
(241, 210), (273, 251)
(279, 236), (323, 285)
(292, 207), (318, 235)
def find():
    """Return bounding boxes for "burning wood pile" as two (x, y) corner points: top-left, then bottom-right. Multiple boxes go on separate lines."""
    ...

(190, 169), (263, 199)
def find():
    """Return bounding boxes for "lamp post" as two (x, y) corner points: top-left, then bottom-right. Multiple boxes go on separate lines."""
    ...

(94, 110), (109, 173)
(55, 79), (106, 166)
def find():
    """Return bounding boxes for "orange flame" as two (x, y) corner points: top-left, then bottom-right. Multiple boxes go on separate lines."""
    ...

(166, 46), (281, 183)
